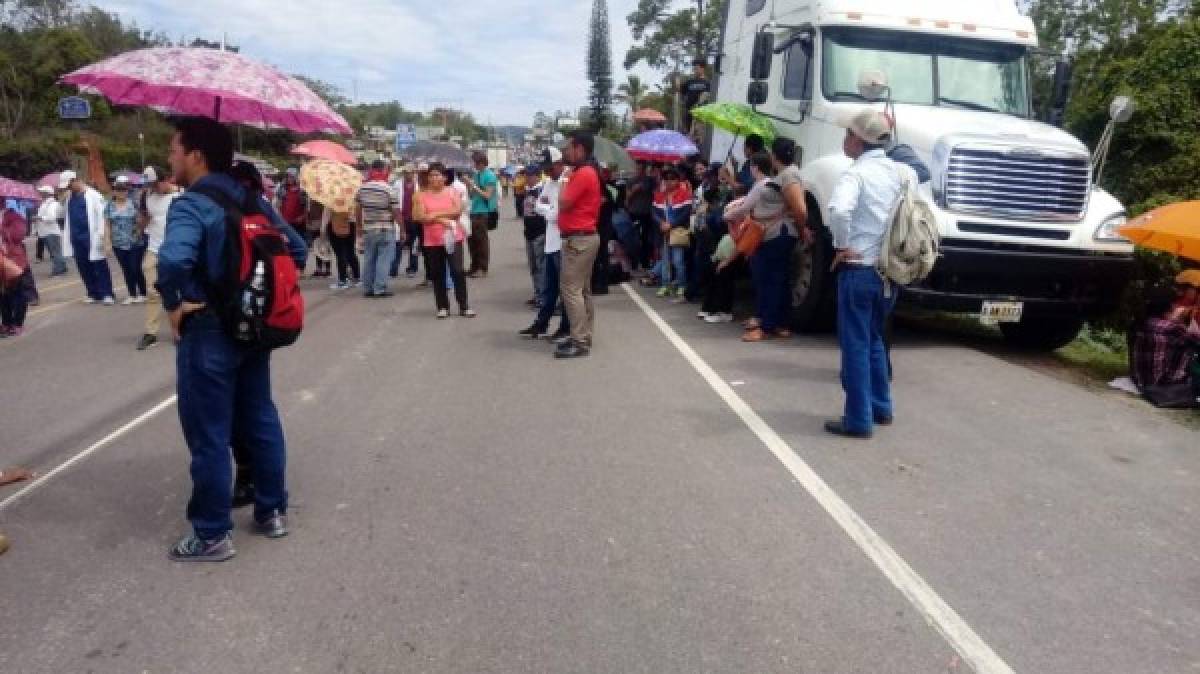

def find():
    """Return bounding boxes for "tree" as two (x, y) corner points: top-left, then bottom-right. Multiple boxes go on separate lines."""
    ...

(293, 75), (350, 109)
(586, 0), (614, 131)
(624, 0), (725, 72)
(615, 74), (648, 112)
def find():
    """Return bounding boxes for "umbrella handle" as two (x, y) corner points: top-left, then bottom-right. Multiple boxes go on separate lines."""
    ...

(213, 96), (222, 122)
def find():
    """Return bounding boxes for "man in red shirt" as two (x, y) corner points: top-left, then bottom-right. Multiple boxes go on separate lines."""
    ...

(556, 131), (603, 359)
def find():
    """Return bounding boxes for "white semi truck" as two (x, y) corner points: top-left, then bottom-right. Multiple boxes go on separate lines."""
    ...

(711, 0), (1134, 349)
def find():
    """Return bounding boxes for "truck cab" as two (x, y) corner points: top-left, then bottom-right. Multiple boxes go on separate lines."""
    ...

(712, 0), (1134, 349)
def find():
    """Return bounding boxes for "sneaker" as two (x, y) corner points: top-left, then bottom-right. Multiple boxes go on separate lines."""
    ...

(655, 286), (671, 298)
(460, 308), (477, 318)
(554, 340), (590, 359)
(83, 297), (96, 304)
(696, 311), (711, 320)
(518, 324), (545, 339)
(330, 281), (348, 290)
(436, 309), (449, 319)
(101, 296), (115, 306)
(168, 533), (236, 563)
(704, 313), (734, 323)
(133, 296), (147, 304)
(136, 334), (158, 351)
(552, 333), (573, 347)
(121, 297), (136, 306)
(546, 328), (570, 343)
(255, 510), (289, 538)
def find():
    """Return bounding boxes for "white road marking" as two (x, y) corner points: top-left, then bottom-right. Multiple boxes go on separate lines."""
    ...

(0, 396), (178, 512)
(621, 283), (1014, 674)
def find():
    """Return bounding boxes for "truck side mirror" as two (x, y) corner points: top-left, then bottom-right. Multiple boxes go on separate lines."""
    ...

(748, 81), (769, 105)
(750, 32), (775, 80)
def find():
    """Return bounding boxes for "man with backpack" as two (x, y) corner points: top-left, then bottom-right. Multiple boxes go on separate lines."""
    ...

(824, 109), (909, 439)
(157, 116), (307, 562)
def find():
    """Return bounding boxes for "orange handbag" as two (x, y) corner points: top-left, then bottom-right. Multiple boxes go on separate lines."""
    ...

(732, 216), (765, 258)
(0, 244), (21, 289)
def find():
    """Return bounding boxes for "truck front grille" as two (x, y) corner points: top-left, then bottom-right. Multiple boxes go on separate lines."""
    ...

(944, 146), (1090, 222)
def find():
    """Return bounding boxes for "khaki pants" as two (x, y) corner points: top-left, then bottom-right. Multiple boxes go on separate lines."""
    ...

(560, 234), (600, 345)
(142, 251), (163, 336)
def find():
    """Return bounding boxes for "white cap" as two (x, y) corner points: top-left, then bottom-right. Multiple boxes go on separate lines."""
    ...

(37, 185), (53, 195)
(841, 109), (892, 144)
(114, 175), (130, 187)
(58, 170), (77, 190)
(142, 166), (158, 182)
(417, 162), (430, 171)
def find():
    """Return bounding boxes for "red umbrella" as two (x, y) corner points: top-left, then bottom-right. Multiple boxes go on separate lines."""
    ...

(633, 108), (667, 123)
(0, 177), (39, 201)
(291, 140), (357, 165)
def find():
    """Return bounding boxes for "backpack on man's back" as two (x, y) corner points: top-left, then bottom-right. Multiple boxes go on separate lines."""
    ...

(191, 186), (304, 350)
(878, 161), (939, 287)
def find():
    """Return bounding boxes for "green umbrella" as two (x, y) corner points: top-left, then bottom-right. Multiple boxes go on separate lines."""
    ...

(561, 135), (637, 174)
(691, 102), (777, 143)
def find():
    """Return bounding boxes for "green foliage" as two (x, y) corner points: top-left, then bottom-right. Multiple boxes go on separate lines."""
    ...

(624, 0), (725, 72)
(587, 0), (614, 131)
(615, 74), (648, 112)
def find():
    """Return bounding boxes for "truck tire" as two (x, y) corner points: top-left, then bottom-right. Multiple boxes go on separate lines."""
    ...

(998, 315), (1085, 351)
(790, 206), (836, 332)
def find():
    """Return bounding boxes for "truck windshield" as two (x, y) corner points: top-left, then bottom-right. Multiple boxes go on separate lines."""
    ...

(822, 28), (1030, 117)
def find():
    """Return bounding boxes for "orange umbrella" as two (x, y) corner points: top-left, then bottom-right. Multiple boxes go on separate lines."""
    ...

(632, 108), (667, 123)
(1118, 201), (1200, 262)
(291, 140), (357, 165)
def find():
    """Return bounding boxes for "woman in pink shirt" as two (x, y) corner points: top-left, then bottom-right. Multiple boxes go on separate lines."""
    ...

(413, 163), (474, 318)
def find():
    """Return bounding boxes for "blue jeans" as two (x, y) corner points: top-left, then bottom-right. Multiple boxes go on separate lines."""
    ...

(836, 267), (897, 434)
(534, 250), (569, 333)
(666, 245), (687, 289)
(71, 237), (114, 300)
(750, 234), (796, 332)
(177, 312), (288, 539)
(361, 228), (396, 295)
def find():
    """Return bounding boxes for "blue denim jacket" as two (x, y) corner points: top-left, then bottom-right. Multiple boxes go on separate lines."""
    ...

(157, 172), (307, 312)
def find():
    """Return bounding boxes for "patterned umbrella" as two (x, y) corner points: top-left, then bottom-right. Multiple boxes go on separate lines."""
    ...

(690, 102), (776, 143)
(61, 47), (352, 135)
(36, 173), (62, 191)
(0, 177), (39, 201)
(291, 140), (357, 166)
(299, 159), (362, 213)
(626, 129), (699, 163)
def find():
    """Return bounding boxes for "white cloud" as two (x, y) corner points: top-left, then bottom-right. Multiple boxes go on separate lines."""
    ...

(95, 0), (670, 125)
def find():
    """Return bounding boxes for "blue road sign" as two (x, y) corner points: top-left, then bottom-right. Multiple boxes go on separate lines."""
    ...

(58, 96), (91, 120)
(395, 124), (417, 153)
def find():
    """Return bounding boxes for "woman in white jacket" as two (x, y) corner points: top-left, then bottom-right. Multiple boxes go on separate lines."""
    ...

(60, 171), (115, 305)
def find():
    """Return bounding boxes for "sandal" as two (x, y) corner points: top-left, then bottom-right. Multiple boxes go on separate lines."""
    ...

(741, 328), (768, 343)
(0, 467), (34, 486)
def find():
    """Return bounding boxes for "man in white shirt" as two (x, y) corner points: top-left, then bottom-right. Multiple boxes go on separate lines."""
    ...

(824, 109), (906, 439)
(518, 148), (569, 340)
(136, 166), (180, 350)
(34, 186), (66, 276)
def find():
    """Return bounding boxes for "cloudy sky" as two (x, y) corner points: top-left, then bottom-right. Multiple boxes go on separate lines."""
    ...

(99, 0), (660, 126)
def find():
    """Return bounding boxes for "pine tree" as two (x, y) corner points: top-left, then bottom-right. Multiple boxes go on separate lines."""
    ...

(586, 0), (614, 131)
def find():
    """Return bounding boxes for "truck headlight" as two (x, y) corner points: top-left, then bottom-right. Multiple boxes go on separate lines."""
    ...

(1094, 213), (1128, 242)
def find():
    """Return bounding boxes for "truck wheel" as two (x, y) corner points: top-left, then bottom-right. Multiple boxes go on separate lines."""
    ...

(790, 211), (835, 331)
(998, 316), (1085, 351)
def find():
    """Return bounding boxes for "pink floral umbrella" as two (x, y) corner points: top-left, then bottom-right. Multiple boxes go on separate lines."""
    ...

(61, 47), (352, 135)
(36, 172), (62, 191)
(291, 140), (357, 165)
(0, 177), (40, 201)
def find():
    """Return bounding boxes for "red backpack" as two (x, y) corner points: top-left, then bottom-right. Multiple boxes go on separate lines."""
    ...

(191, 186), (304, 350)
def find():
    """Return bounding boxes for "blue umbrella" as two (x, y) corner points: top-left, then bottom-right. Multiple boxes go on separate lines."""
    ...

(626, 129), (699, 163)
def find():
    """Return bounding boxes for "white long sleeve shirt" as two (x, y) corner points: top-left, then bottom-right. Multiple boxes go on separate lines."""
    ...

(827, 149), (906, 267)
(35, 199), (62, 238)
(534, 176), (563, 253)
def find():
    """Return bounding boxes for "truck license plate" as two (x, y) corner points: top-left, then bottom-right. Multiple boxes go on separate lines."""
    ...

(980, 301), (1024, 324)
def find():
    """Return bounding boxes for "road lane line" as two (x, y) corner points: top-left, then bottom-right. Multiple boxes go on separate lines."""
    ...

(26, 299), (80, 317)
(37, 279), (82, 293)
(0, 396), (177, 512)
(621, 283), (1014, 674)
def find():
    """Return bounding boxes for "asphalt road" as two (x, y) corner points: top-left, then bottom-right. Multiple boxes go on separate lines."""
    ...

(1, 209), (1197, 674)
